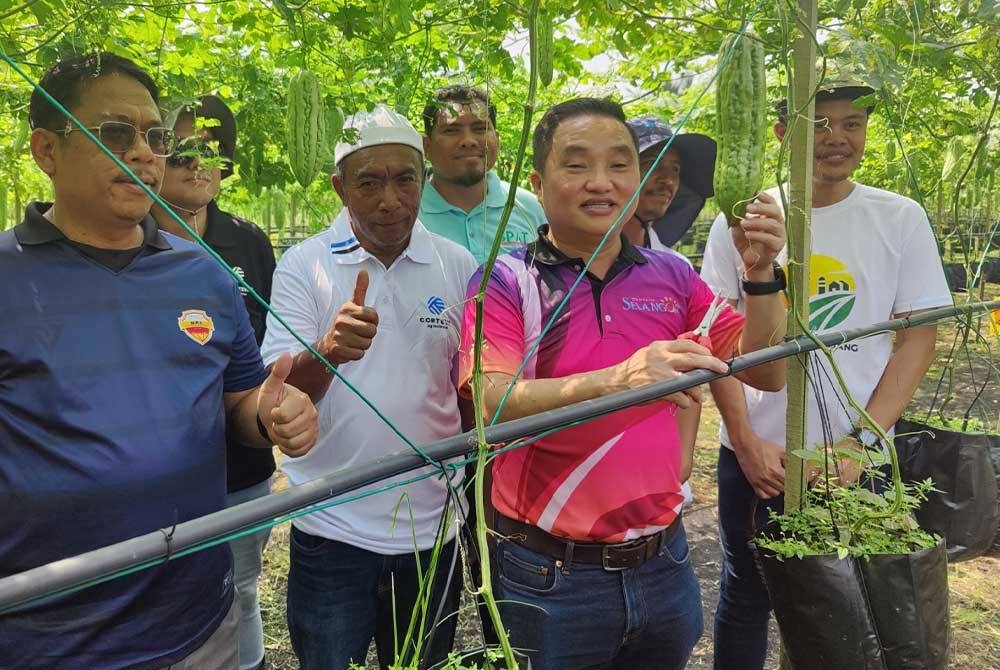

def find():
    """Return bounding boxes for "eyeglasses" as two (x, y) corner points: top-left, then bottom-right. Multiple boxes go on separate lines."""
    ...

(166, 140), (219, 168)
(59, 120), (178, 157)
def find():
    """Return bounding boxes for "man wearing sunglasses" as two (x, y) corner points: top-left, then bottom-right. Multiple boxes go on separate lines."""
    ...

(1, 52), (318, 670)
(150, 94), (277, 670)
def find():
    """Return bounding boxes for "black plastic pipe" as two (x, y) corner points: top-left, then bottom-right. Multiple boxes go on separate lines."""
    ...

(0, 300), (996, 613)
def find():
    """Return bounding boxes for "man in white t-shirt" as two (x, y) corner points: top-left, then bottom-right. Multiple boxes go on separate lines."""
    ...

(700, 80), (952, 670)
(260, 105), (477, 670)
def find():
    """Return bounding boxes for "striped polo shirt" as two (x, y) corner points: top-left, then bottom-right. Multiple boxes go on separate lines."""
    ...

(459, 231), (742, 543)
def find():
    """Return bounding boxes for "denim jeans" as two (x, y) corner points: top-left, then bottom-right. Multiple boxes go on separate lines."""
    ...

(226, 478), (273, 670)
(286, 526), (461, 670)
(494, 523), (702, 670)
(714, 446), (782, 670)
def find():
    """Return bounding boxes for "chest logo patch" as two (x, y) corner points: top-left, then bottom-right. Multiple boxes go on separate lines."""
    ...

(808, 255), (856, 330)
(621, 296), (680, 313)
(178, 309), (215, 345)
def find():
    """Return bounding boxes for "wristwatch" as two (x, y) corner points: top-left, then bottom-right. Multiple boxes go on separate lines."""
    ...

(742, 261), (787, 296)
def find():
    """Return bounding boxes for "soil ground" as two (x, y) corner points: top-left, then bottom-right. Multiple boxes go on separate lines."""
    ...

(258, 313), (1000, 669)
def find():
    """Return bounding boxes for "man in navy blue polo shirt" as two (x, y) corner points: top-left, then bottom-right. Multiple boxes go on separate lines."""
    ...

(0, 52), (317, 670)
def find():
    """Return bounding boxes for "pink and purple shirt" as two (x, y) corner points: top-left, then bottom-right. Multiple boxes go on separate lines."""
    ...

(459, 233), (743, 543)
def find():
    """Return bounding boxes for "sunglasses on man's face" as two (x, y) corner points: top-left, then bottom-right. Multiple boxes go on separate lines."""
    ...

(59, 120), (178, 157)
(165, 140), (220, 168)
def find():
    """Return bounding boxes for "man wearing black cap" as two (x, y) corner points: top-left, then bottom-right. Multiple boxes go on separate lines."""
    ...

(701, 79), (952, 670)
(624, 115), (717, 251)
(623, 115), (718, 507)
(151, 94), (276, 670)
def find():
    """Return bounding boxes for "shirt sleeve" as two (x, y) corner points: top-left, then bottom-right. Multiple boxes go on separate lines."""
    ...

(260, 245), (330, 367)
(892, 204), (953, 314)
(686, 268), (745, 359)
(458, 262), (527, 398)
(224, 280), (269, 393)
(699, 213), (742, 301)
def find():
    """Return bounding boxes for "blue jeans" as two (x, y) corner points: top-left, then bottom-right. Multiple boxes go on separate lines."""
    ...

(714, 446), (782, 670)
(226, 478), (273, 670)
(286, 526), (461, 670)
(494, 524), (703, 670)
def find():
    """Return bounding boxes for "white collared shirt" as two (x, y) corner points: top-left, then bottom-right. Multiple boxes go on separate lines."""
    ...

(261, 209), (477, 553)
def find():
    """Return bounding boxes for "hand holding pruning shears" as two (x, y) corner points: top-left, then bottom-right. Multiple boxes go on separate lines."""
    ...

(679, 293), (728, 352)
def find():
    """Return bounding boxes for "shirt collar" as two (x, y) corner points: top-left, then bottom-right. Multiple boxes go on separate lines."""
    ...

(420, 178), (453, 214)
(529, 224), (647, 267)
(483, 171), (508, 208)
(15, 202), (171, 250)
(201, 200), (236, 248)
(327, 209), (434, 266)
(421, 170), (505, 213)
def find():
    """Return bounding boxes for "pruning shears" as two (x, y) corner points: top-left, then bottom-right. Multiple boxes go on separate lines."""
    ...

(679, 293), (727, 350)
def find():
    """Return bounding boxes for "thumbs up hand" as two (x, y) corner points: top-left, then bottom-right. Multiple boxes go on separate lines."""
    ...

(256, 352), (318, 457)
(319, 269), (380, 366)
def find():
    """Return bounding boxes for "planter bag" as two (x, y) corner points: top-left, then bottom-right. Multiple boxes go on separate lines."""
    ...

(992, 441), (1000, 555)
(753, 533), (950, 670)
(430, 649), (532, 670)
(894, 417), (999, 561)
(753, 539), (885, 670)
(859, 543), (950, 670)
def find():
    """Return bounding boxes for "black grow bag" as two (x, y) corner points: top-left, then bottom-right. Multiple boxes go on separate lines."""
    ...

(753, 531), (950, 670)
(430, 649), (532, 670)
(895, 417), (1000, 561)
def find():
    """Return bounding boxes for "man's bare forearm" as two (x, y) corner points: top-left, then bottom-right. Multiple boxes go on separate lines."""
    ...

(709, 375), (755, 449)
(482, 368), (623, 423)
(862, 323), (937, 432)
(735, 289), (787, 391)
(284, 347), (337, 404)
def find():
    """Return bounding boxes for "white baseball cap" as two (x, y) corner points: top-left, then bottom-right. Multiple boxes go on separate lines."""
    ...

(334, 104), (424, 166)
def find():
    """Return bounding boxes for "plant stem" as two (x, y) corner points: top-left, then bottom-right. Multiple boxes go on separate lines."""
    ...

(468, 1), (542, 667)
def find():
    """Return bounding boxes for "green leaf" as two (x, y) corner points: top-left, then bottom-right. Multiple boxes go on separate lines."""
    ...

(791, 448), (826, 463)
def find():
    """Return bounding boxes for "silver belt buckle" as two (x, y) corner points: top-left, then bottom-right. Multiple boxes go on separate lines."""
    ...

(601, 544), (630, 571)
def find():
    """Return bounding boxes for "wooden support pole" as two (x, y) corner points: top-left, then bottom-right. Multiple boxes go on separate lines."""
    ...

(782, 0), (817, 516)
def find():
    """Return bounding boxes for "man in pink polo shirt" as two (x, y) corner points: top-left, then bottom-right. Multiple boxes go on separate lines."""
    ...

(459, 97), (787, 670)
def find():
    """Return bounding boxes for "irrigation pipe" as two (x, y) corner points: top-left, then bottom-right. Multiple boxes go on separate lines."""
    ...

(1, 299), (996, 615)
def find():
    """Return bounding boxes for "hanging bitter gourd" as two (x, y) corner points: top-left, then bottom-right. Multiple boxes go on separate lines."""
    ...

(713, 31), (767, 226)
(536, 6), (554, 88)
(286, 69), (327, 189)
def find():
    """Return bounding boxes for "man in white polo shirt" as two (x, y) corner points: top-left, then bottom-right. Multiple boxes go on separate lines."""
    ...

(260, 105), (477, 670)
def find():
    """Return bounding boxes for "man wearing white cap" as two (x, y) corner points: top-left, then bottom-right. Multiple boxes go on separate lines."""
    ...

(260, 104), (477, 670)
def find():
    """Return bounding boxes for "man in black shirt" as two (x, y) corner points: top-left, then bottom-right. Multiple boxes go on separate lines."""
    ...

(151, 94), (276, 670)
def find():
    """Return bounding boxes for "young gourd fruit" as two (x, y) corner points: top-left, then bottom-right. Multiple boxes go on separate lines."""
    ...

(713, 31), (767, 227)
(286, 69), (327, 189)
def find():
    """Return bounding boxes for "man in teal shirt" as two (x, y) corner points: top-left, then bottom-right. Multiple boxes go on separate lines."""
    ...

(420, 85), (543, 262)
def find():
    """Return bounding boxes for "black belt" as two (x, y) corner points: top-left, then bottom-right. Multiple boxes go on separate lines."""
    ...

(494, 512), (683, 571)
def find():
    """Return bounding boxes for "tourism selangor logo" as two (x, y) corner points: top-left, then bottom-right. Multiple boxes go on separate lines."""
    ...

(808, 254), (856, 330)
(178, 309), (215, 345)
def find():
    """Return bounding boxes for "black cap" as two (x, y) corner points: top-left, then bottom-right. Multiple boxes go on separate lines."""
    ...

(776, 78), (876, 122)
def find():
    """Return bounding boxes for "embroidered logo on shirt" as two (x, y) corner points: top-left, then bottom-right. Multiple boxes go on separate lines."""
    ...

(330, 236), (361, 255)
(232, 265), (247, 296)
(178, 309), (215, 345)
(420, 296), (452, 330)
(426, 296), (446, 315)
(808, 255), (856, 330)
(621, 296), (680, 313)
